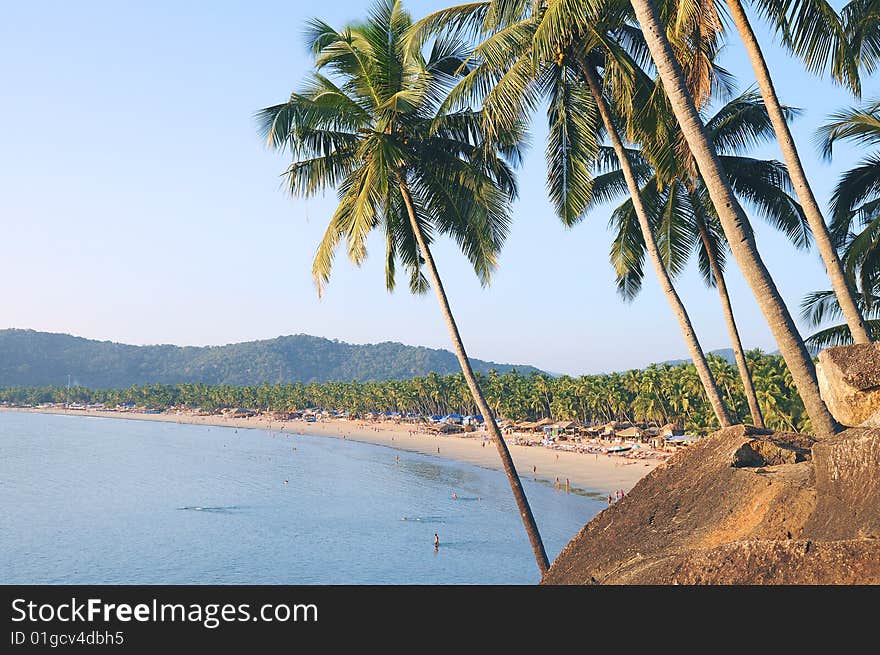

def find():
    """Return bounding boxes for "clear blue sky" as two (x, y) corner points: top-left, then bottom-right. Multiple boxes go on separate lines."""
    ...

(0, 0), (871, 375)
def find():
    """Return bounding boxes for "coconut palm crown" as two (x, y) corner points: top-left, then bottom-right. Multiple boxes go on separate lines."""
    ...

(257, 0), (523, 297)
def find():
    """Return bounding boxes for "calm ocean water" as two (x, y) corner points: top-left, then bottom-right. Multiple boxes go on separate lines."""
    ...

(0, 411), (605, 584)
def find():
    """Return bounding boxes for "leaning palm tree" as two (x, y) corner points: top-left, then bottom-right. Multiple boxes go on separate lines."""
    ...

(668, 0), (874, 344)
(409, 0), (735, 429)
(601, 91), (815, 428)
(626, 0), (840, 437)
(802, 98), (880, 347)
(256, 0), (549, 572)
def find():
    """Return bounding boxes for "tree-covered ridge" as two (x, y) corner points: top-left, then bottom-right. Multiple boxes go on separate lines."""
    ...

(1, 350), (807, 435)
(0, 329), (541, 388)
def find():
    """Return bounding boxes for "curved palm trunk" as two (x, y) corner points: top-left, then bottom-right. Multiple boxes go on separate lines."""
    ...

(726, 0), (871, 345)
(397, 179), (550, 574)
(580, 62), (732, 428)
(696, 222), (766, 427)
(629, 0), (840, 438)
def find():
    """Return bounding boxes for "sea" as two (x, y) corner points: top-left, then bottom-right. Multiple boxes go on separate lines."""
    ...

(0, 411), (606, 584)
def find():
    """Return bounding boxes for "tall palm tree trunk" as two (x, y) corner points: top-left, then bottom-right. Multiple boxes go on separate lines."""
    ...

(397, 178), (550, 574)
(696, 222), (766, 427)
(629, 0), (840, 438)
(726, 0), (871, 344)
(580, 62), (732, 428)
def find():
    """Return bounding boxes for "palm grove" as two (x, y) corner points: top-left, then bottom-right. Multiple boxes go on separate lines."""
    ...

(3, 349), (807, 431)
(10, 0), (879, 573)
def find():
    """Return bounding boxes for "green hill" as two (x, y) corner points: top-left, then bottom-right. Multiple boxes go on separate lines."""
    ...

(0, 329), (542, 388)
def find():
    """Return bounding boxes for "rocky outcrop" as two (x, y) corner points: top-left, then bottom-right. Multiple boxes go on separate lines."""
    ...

(542, 425), (880, 585)
(817, 344), (880, 427)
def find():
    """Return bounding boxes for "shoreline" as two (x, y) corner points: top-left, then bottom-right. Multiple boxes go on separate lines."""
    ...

(2, 407), (662, 493)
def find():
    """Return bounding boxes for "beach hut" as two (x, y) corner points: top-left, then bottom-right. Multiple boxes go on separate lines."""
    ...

(600, 421), (619, 437)
(616, 426), (643, 440)
(227, 407), (255, 418)
(660, 422), (685, 437)
(551, 420), (579, 439)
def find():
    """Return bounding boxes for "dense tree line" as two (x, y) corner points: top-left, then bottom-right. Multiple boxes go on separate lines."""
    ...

(1, 351), (807, 435)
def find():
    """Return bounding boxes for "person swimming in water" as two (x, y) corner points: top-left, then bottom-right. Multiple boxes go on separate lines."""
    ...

(434, 533), (440, 549)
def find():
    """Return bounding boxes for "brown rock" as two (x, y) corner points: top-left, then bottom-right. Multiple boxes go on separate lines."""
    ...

(817, 344), (880, 427)
(542, 425), (880, 585)
(806, 429), (880, 540)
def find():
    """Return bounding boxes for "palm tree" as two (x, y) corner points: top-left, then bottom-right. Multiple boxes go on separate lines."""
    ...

(409, 0), (734, 428)
(601, 91), (815, 427)
(256, 0), (549, 572)
(674, 0), (874, 344)
(627, 0), (840, 437)
(802, 97), (880, 347)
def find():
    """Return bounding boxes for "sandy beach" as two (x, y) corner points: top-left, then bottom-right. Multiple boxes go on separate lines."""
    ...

(3, 407), (661, 494)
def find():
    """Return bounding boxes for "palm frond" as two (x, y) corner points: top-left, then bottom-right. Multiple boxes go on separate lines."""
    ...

(758, 0), (861, 94)
(816, 99), (880, 160)
(545, 62), (600, 226)
(843, 0), (880, 77)
(609, 179), (664, 300)
(800, 289), (845, 325)
(721, 156), (812, 250)
(706, 89), (799, 155)
(655, 183), (698, 277)
(829, 154), (880, 235)
(805, 319), (880, 348)
(404, 2), (491, 55)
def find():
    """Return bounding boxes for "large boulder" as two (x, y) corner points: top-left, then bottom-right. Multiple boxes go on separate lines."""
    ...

(806, 429), (880, 540)
(817, 344), (880, 427)
(542, 425), (880, 584)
